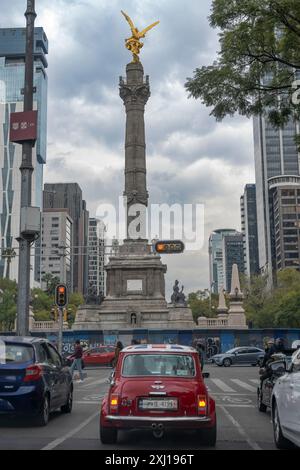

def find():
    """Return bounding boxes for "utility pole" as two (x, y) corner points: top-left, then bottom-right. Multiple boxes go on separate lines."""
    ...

(16, 1), (38, 336)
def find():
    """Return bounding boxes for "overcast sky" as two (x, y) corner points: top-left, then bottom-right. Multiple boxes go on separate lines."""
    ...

(2, 0), (255, 298)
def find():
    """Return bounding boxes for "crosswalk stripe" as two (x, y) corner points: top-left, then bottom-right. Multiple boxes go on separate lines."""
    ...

(250, 379), (260, 385)
(210, 378), (237, 393)
(230, 379), (257, 393)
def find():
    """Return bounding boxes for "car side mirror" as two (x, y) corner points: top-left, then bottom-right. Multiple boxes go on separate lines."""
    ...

(270, 361), (286, 376)
(203, 372), (210, 379)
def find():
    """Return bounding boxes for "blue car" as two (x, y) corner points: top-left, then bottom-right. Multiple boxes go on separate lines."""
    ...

(0, 336), (73, 426)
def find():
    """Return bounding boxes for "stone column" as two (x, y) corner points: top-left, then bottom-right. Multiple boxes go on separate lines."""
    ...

(119, 62), (150, 239)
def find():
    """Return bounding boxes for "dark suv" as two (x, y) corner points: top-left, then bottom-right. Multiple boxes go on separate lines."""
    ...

(0, 336), (73, 426)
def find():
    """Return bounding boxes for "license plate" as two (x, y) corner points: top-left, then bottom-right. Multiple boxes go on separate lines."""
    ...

(139, 398), (178, 410)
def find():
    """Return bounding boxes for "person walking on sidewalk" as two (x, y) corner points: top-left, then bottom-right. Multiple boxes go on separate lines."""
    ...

(70, 340), (84, 382)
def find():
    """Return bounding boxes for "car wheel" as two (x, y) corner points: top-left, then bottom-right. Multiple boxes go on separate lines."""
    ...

(100, 425), (118, 444)
(61, 388), (73, 414)
(257, 388), (267, 413)
(34, 395), (50, 427)
(223, 358), (232, 367)
(198, 422), (217, 447)
(273, 402), (294, 449)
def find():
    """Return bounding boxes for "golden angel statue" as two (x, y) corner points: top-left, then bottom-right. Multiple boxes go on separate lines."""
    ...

(121, 10), (159, 63)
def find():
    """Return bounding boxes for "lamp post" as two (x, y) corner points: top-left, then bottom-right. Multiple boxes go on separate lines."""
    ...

(16, 0), (37, 336)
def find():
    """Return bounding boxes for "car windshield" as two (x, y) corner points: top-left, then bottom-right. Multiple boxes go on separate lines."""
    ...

(122, 354), (196, 377)
(0, 343), (34, 365)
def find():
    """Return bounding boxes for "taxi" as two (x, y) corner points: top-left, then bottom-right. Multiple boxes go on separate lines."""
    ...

(100, 344), (216, 446)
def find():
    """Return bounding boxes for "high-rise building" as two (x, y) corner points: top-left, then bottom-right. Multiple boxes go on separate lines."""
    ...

(88, 218), (106, 298)
(209, 229), (239, 294)
(268, 176), (300, 271)
(43, 183), (89, 294)
(253, 114), (300, 282)
(40, 209), (73, 290)
(222, 233), (245, 292)
(0, 28), (48, 283)
(240, 184), (259, 277)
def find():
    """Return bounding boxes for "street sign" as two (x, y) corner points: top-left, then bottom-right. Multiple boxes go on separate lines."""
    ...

(55, 284), (68, 308)
(154, 240), (185, 254)
(10, 110), (38, 143)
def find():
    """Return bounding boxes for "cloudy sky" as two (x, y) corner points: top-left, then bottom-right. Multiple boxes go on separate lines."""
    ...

(2, 0), (255, 297)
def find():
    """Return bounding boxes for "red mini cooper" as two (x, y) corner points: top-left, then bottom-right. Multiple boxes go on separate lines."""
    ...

(100, 344), (216, 446)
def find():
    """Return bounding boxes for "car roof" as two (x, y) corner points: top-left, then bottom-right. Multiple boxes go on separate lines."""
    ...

(122, 344), (196, 353)
(0, 336), (46, 344)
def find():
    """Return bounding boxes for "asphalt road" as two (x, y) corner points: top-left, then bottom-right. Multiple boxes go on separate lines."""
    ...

(0, 365), (278, 451)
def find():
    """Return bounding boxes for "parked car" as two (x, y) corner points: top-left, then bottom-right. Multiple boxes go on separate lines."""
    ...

(211, 347), (264, 367)
(0, 336), (73, 426)
(100, 344), (216, 446)
(67, 345), (115, 367)
(271, 348), (300, 449)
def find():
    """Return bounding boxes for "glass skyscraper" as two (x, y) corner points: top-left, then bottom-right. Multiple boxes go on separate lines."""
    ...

(253, 113), (300, 283)
(0, 27), (48, 283)
(209, 229), (240, 294)
(240, 184), (259, 277)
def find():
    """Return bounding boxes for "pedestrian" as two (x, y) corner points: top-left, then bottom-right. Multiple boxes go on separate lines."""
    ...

(70, 340), (84, 382)
(112, 341), (124, 367)
(196, 342), (205, 371)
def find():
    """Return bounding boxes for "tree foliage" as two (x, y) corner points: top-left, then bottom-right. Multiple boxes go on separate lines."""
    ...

(185, 0), (300, 128)
(188, 290), (220, 322)
(0, 278), (17, 332)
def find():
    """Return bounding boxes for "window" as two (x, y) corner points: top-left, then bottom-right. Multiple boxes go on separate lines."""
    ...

(122, 354), (196, 377)
(47, 344), (62, 367)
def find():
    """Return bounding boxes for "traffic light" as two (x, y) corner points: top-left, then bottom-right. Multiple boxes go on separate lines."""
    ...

(55, 284), (68, 308)
(51, 307), (58, 322)
(154, 240), (185, 254)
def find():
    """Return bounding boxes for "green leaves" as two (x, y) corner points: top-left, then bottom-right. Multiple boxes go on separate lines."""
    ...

(186, 0), (300, 126)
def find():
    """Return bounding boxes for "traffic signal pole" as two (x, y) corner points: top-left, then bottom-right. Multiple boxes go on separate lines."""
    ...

(58, 307), (64, 355)
(16, 0), (37, 336)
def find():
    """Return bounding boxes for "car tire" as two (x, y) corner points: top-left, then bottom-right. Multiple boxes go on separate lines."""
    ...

(198, 422), (217, 447)
(61, 387), (73, 414)
(34, 395), (50, 427)
(273, 402), (294, 450)
(257, 388), (267, 413)
(100, 425), (118, 444)
(223, 358), (232, 367)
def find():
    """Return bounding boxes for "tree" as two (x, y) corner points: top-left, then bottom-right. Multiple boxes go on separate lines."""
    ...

(188, 290), (219, 322)
(185, 0), (300, 129)
(0, 278), (17, 332)
(42, 273), (60, 295)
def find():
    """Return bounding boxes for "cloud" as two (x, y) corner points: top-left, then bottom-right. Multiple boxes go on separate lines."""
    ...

(1, 0), (255, 293)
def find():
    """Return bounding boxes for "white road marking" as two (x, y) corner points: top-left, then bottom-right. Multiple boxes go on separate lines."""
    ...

(250, 379), (260, 385)
(210, 379), (237, 393)
(219, 405), (262, 450)
(82, 378), (108, 388)
(41, 410), (100, 451)
(230, 379), (257, 393)
(217, 404), (255, 408)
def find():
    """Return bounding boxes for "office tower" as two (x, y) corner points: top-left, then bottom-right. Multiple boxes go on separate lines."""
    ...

(240, 184), (259, 277)
(0, 28), (48, 283)
(222, 233), (245, 292)
(209, 229), (239, 294)
(253, 114), (300, 282)
(40, 209), (73, 290)
(88, 218), (106, 298)
(43, 183), (89, 294)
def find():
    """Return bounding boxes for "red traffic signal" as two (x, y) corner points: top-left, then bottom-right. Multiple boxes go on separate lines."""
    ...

(154, 240), (185, 254)
(55, 284), (68, 308)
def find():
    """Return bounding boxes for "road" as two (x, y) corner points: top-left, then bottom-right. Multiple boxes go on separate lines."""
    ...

(0, 365), (276, 451)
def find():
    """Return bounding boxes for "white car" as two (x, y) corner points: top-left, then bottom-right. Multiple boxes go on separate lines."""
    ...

(272, 348), (300, 449)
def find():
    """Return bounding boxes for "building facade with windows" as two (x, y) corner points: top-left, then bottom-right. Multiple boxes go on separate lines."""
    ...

(209, 229), (239, 294)
(240, 184), (259, 277)
(253, 113), (300, 283)
(43, 183), (89, 295)
(222, 233), (245, 292)
(40, 209), (73, 290)
(88, 218), (106, 298)
(0, 27), (48, 283)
